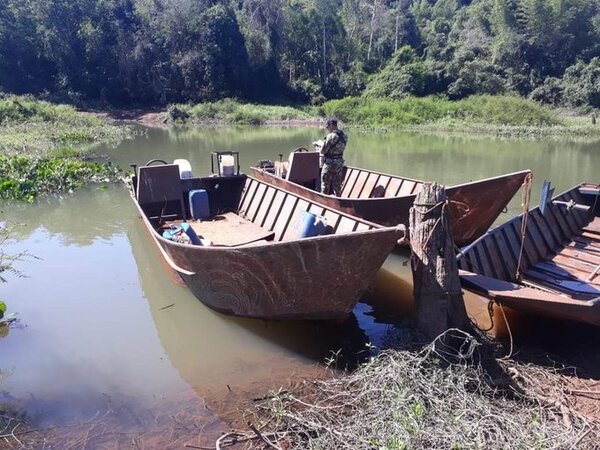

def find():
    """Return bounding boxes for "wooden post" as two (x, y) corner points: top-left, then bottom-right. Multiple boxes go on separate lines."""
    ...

(409, 182), (471, 341)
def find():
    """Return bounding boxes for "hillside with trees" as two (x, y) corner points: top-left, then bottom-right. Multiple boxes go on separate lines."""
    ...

(0, 0), (599, 108)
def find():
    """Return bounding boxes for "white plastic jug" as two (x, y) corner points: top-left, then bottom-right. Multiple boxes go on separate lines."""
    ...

(220, 154), (235, 176)
(174, 159), (193, 179)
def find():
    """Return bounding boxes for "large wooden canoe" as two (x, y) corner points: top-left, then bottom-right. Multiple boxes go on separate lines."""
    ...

(129, 160), (405, 321)
(458, 183), (600, 326)
(251, 156), (530, 247)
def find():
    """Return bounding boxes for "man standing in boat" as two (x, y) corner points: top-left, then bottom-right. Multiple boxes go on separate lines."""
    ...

(316, 117), (347, 196)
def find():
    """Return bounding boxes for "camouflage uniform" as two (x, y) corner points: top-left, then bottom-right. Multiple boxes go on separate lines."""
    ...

(320, 129), (347, 196)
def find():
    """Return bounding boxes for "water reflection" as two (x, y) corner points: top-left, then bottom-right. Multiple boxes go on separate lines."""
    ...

(128, 215), (373, 385)
(2, 185), (128, 245)
(1, 126), (598, 434)
(96, 126), (599, 222)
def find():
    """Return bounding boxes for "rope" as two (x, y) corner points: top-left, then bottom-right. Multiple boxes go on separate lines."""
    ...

(478, 299), (496, 333)
(412, 200), (446, 215)
(515, 172), (533, 281)
(497, 303), (514, 360)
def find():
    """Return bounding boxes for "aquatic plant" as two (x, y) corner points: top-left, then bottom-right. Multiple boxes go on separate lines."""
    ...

(0, 96), (131, 158)
(0, 155), (122, 201)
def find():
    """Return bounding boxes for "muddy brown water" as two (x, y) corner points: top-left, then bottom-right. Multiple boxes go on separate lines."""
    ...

(1, 126), (598, 445)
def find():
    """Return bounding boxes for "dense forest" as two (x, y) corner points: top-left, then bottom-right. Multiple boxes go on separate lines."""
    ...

(1, 0), (599, 108)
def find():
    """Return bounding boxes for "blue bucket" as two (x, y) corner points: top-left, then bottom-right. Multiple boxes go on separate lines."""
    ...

(298, 211), (327, 238)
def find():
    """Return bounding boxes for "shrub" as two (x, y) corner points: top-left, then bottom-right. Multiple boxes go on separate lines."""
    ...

(562, 58), (600, 108)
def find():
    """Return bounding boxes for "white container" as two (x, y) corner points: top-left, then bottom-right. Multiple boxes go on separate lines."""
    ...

(220, 154), (235, 176)
(174, 159), (193, 179)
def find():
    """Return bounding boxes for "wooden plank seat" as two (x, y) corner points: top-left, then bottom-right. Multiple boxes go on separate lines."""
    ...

(460, 270), (562, 302)
(164, 212), (275, 247)
(583, 217), (600, 234)
(571, 237), (600, 251)
(523, 268), (600, 299)
(522, 264), (600, 300)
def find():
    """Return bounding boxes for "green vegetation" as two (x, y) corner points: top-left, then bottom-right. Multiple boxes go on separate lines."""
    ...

(168, 96), (582, 134)
(0, 96), (128, 200)
(322, 95), (563, 127)
(168, 99), (313, 125)
(0, 97), (128, 158)
(0, 155), (121, 202)
(1, 1), (599, 109)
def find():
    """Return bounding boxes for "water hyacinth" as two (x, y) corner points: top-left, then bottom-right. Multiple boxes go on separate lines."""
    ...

(0, 155), (122, 201)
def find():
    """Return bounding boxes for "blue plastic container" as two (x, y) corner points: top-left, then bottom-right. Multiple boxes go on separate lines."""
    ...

(189, 189), (210, 220)
(163, 222), (201, 245)
(298, 211), (327, 238)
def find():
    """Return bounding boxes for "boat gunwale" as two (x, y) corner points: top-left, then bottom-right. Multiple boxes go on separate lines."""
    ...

(458, 182), (587, 256)
(130, 173), (406, 253)
(250, 164), (532, 203)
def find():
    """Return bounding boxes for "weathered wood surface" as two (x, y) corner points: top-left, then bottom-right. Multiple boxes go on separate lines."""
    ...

(458, 183), (600, 326)
(409, 182), (470, 340)
(251, 165), (530, 246)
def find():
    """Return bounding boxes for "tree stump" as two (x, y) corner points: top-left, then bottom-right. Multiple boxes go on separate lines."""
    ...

(409, 182), (470, 341)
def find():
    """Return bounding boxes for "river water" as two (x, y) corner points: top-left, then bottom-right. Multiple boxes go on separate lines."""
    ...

(0, 126), (598, 445)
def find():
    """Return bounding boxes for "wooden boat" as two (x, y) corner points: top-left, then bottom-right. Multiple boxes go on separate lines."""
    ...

(457, 183), (600, 326)
(251, 152), (530, 247)
(129, 156), (405, 321)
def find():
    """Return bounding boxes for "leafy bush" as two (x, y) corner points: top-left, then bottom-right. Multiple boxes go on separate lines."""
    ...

(365, 47), (428, 99)
(529, 78), (564, 106)
(562, 58), (600, 108)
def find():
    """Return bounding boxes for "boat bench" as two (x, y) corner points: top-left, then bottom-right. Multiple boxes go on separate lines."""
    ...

(166, 213), (275, 247)
(522, 224), (600, 299)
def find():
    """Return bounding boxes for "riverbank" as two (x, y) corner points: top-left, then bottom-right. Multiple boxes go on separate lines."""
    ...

(0, 97), (132, 200)
(4, 325), (598, 449)
(159, 96), (600, 140)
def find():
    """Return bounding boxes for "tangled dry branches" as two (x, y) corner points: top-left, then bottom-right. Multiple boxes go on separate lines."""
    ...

(242, 330), (598, 449)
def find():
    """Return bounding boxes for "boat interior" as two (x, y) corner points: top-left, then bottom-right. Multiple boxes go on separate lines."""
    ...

(132, 154), (379, 247)
(457, 184), (600, 300)
(264, 150), (423, 199)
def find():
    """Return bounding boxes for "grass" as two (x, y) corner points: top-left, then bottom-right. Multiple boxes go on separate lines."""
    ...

(0, 96), (130, 158)
(0, 96), (130, 200)
(166, 96), (600, 139)
(321, 95), (565, 128)
(168, 98), (314, 125)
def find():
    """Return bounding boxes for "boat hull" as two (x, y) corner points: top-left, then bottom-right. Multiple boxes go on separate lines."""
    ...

(458, 183), (600, 326)
(161, 229), (402, 320)
(251, 167), (529, 247)
(130, 168), (405, 321)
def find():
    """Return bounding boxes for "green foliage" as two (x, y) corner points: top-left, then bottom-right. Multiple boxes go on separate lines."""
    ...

(529, 77), (564, 106)
(0, 0), (599, 107)
(0, 154), (122, 201)
(0, 301), (5, 319)
(0, 97), (98, 126)
(562, 58), (600, 108)
(322, 95), (562, 127)
(0, 96), (127, 200)
(168, 99), (312, 125)
(0, 96), (130, 158)
(365, 47), (427, 99)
